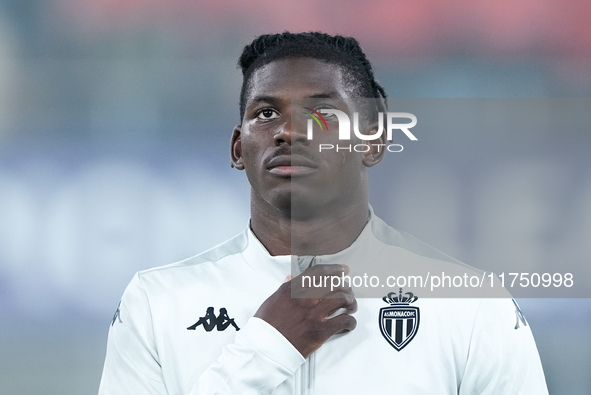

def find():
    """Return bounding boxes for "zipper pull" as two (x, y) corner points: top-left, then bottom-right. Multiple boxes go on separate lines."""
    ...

(291, 256), (316, 277)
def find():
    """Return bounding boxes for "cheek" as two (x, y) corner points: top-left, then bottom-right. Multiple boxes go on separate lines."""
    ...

(240, 134), (263, 163)
(321, 150), (365, 179)
(239, 136), (271, 183)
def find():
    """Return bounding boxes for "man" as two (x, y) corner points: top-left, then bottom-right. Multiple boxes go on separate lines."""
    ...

(99, 32), (548, 394)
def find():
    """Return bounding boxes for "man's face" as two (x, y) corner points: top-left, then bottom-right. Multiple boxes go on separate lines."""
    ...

(231, 57), (380, 219)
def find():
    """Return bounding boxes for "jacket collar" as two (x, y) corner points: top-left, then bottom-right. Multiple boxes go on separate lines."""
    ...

(241, 206), (380, 282)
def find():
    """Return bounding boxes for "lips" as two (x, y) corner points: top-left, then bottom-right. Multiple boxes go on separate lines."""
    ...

(266, 155), (318, 177)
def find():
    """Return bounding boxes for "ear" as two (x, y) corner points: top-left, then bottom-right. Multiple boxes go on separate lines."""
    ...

(360, 120), (387, 168)
(230, 125), (244, 170)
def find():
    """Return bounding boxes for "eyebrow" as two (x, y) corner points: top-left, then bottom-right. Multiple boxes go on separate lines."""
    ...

(249, 91), (343, 105)
(249, 95), (281, 105)
(307, 92), (342, 99)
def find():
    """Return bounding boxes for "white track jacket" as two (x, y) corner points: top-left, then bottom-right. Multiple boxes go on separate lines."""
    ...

(99, 210), (548, 394)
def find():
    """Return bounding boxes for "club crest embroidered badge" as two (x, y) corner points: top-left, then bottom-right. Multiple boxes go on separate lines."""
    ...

(379, 289), (420, 351)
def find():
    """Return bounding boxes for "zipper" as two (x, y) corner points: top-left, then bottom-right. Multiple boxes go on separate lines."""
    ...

(294, 353), (315, 395)
(292, 255), (317, 394)
(292, 255), (316, 276)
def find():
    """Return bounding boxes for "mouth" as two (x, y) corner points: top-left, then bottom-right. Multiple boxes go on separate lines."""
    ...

(266, 155), (318, 177)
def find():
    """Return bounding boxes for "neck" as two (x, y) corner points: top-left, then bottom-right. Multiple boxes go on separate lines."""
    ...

(250, 196), (369, 256)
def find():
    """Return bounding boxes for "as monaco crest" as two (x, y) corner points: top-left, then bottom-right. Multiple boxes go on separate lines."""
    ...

(379, 289), (420, 351)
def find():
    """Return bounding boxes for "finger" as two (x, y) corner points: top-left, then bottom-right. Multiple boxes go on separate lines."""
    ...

(295, 281), (354, 298)
(292, 264), (351, 298)
(322, 283), (354, 296)
(298, 263), (348, 278)
(291, 280), (326, 299)
(316, 292), (358, 318)
(325, 313), (357, 335)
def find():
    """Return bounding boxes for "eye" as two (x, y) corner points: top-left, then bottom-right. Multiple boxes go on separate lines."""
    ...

(317, 108), (338, 121)
(257, 109), (279, 120)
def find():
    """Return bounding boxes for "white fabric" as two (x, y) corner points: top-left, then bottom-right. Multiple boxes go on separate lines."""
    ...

(99, 210), (548, 394)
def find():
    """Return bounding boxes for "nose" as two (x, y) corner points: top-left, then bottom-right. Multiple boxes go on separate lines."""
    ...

(274, 117), (309, 146)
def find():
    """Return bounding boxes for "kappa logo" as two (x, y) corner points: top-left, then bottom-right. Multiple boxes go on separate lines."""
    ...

(379, 289), (420, 351)
(512, 299), (528, 330)
(187, 307), (240, 332)
(111, 301), (122, 326)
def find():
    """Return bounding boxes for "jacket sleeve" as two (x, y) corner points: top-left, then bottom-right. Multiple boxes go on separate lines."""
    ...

(98, 273), (167, 394)
(188, 317), (305, 394)
(459, 298), (549, 395)
(99, 274), (305, 395)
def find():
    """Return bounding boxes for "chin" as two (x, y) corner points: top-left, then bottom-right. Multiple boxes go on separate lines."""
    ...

(265, 186), (324, 221)
(290, 193), (327, 221)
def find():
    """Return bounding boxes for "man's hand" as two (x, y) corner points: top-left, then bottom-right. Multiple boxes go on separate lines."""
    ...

(254, 264), (357, 358)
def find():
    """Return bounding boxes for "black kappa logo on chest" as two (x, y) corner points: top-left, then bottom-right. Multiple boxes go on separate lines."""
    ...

(187, 307), (240, 332)
(379, 289), (420, 351)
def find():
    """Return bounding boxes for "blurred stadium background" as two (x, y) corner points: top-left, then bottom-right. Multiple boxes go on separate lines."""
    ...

(0, 0), (590, 393)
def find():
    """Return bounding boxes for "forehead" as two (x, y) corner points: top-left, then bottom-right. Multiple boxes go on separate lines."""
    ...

(245, 58), (353, 103)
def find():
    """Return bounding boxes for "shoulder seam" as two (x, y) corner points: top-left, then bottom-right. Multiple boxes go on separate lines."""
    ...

(137, 231), (248, 275)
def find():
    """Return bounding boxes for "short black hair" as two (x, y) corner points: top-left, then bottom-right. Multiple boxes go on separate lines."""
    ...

(237, 32), (387, 119)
